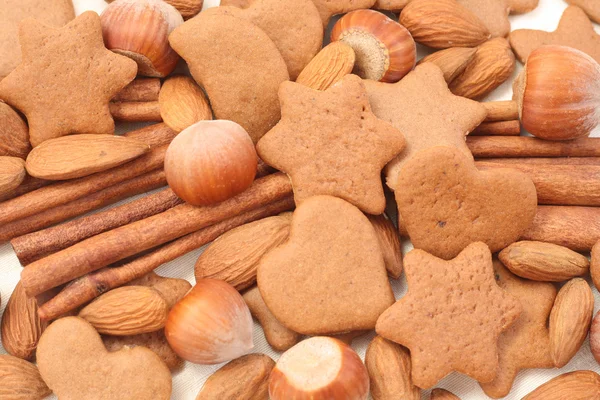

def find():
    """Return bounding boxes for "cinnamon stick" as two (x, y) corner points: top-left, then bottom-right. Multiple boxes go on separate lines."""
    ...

(0, 175), (50, 202)
(110, 101), (162, 122)
(467, 137), (600, 158)
(37, 196), (295, 320)
(123, 123), (177, 148)
(482, 100), (519, 122)
(21, 173), (293, 297)
(12, 187), (182, 265)
(521, 206), (600, 252)
(0, 169), (166, 243)
(113, 78), (161, 102)
(475, 157), (600, 166)
(470, 120), (520, 136)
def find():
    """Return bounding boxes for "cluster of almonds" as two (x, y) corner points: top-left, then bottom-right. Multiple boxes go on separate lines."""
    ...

(1, 0), (600, 399)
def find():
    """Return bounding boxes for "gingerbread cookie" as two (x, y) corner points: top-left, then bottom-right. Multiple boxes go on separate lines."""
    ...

(0, 0), (74, 80)
(567, 0), (600, 23)
(364, 63), (487, 191)
(508, 0), (538, 14)
(509, 6), (600, 64)
(376, 242), (522, 389)
(312, 0), (376, 26)
(257, 74), (405, 215)
(374, 0), (410, 11)
(0, 12), (137, 147)
(37, 317), (172, 400)
(479, 260), (556, 398)
(458, 0), (511, 38)
(396, 146), (537, 260)
(169, 12), (289, 143)
(258, 195), (395, 335)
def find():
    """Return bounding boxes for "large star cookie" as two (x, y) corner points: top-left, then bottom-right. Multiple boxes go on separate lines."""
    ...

(567, 0), (600, 23)
(376, 242), (522, 389)
(458, 0), (511, 38)
(364, 63), (486, 191)
(257, 74), (406, 215)
(0, 12), (137, 147)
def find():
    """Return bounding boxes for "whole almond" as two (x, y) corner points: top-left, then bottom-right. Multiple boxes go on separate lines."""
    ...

(0, 156), (26, 197)
(522, 370), (600, 400)
(78, 286), (169, 336)
(296, 41), (356, 91)
(159, 75), (213, 132)
(368, 214), (403, 279)
(449, 37), (515, 100)
(431, 388), (461, 400)
(25, 134), (150, 180)
(0, 102), (30, 159)
(399, 0), (490, 49)
(1, 282), (48, 361)
(196, 353), (275, 400)
(591, 240), (600, 291)
(365, 335), (421, 400)
(499, 240), (589, 282)
(165, 0), (204, 19)
(418, 47), (477, 83)
(0, 354), (51, 400)
(549, 278), (594, 367)
(589, 311), (600, 365)
(195, 215), (291, 291)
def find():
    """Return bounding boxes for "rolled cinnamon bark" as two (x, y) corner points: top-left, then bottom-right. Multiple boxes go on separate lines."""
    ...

(0, 175), (50, 202)
(21, 173), (293, 297)
(110, 101), (162, 123)
(12, 187), (182, 265)
(37, 196), (295, 320)
(468, 137), (600, 158)
(482, 101), (519, 122)
(475, 157), (600, 166)
(113, 78), (161, 102)
(470, 120), (520, 136)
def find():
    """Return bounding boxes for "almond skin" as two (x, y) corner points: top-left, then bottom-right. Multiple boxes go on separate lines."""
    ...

(431, 388), (461, 400)
(159, 75), (213, 132)
(0, 156), (26, 197)
(296, 41), (356, 91)
(522, 370), (600, 400)
(591, 240), (600, 291)
(499, 240), (589, 282)
(418, 46), (477, 83)
(368, 214), (403, 279)
(78, 286), (169, 336)
(0, 102), (30, 159)
(549, 278), (594, 367)
(0, 354), (51, 400)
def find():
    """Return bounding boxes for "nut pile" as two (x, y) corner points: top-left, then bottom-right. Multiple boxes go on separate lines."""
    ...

(0, 0), (600, 399)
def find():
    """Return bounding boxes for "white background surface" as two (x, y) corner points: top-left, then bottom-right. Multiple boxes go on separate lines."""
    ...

(1, 0), (600, 399)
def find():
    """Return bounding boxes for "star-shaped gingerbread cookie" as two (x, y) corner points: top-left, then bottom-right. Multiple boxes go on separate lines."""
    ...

(376, 242), (522, 389)
(509, 6), (600, 64)
(458, 0), (511, 38)
(364, 63), (486, 191)
(508, 0), (539, 14)
(479, 260), (556, 399)
(567, 0), (600, 23)
(257, 74), (406, 215)
(312, 0), (376, 26)
(0, 11), (137, 147)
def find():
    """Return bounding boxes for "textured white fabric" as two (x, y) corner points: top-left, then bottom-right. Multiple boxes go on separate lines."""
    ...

(1, 0), (600, 399)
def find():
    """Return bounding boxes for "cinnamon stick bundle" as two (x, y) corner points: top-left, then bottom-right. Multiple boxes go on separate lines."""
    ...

(21, 173), (293, 297)
(467, 137), (600, 158)
(482, 101), (519, 122)
(470, 120), (520, 136)
(11, 187), (182, 265)
(113, 78), (161, 102)
(37, 197), (295, 320)
(110, 102), (162, 122)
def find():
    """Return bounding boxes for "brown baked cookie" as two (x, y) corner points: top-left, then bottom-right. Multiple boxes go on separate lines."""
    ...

(312, 0), (376, 26)
(37, 317), (172, 400)
(0, 0), (74, 79)
(169, 12), (289, 143)
(509, 6), (600, 64)
(567, 0), (600, 23)
(374, 0), (410, 11)
(457, 0), (511, 38)
(258, 195), (395, 335)
(0, 11), (137, 147)
(508, 0), (538, 14)
(364, 63), (487, 191)
(396, 146), (537, 260)
(257, 74), (406, 215)
(479, 260), (556, 399)
(376, 242), (522, 389)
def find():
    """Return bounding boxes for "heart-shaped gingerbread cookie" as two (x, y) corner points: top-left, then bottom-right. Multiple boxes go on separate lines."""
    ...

(36, 317), (172, 400)
(257, 195), (395, 335)
(396, 146), (537, 259)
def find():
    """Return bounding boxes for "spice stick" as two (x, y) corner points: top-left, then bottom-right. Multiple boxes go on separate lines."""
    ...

(123, 123), (177, 148)
(110, 101), (162, 122)
(21, 173), (293, 297)
(470, 120), (521, 136)
(0, 145), (167, 226)
(475, 157), (600, 166)
(0, 175), (50, 202)
(482, 100), (519, 122)
(112, 78), (161, 102)
(11, 187), (182, 265)
(476, 161), (600, 206)
(521, 206), (600, 252)
(0, 169), (166, 243)
(37, 196), (295, 320)
(467, 136), (600, 158)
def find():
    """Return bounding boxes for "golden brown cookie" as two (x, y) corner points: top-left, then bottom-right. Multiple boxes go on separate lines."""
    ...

(374, 0), (410, 11)
(169, 12), (289, 143)
(457, 0), (511, 38)
(257, 74), (405, 215)
(364, 63), (487, 191)
(508, 0), (538, 14)
(0, 11), (137, 147)
(257, 195), (395, 335)
(312, 0), (376, 26)
(567, 0), (600, 23)
(376, 242), (522, 389)
(509, 6), (600, 64)
(396, 146), (537, 260)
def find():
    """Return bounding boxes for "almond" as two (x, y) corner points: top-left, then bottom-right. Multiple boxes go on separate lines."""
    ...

(78, 286), (169, 336)
(158, 75), (213, 132)
(365, 335), (421, 400)
(549, 278), (594, 367)
(368, 214), (403, 279)
(449, 37), (515, 100)
(418, 46), (477, 83)
(399, 0), (490, 49)
(591, 240), (600, 291)
(0, 102), (30, 159)
(25, 134), (150, 180)
(1, 282), (48, 361)
(0, 354), (51, 400)
(522, 370), (600, 400)
(164, 0), (203, 19)
(0, 156), (26, 197)
(296, 41), (356, 91)
(431, 388), (461, 399)
(194, 215), (291, 291)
